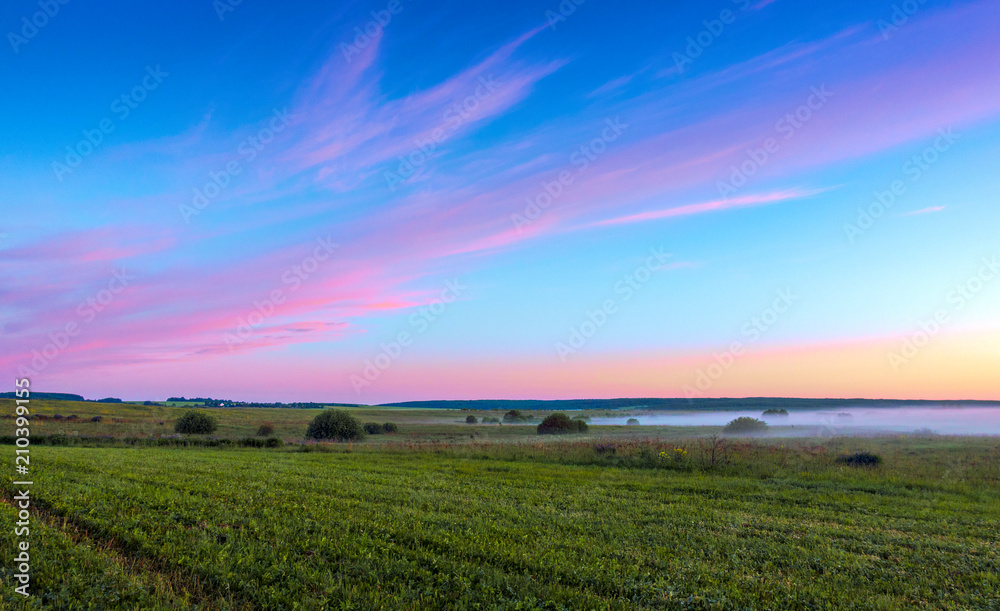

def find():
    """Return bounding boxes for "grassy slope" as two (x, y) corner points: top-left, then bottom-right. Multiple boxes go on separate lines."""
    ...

(2, 443), (998, 610)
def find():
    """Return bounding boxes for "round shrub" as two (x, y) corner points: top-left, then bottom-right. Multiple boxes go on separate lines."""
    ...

(264, 437), (283, 448)
(503, 409), (526, 423)
(466, 415), (478, 424)
(537, 413), (588, 435)
(174, 410), (218, 434)
(723, 417), (768, 435)
(306, 410), (365, 441)
(626, 418), (640, 425)
(363, 422), (384, 435)
(382, 422), (398, 434)
(91, 416), (103, 422)
(835, 452), (882, 467)
(256, 424), (274, 437)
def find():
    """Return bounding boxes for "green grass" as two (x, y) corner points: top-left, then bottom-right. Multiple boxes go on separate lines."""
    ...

(2, 437), (998, 609)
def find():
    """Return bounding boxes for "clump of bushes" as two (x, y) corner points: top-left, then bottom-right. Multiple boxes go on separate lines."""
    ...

(466, 415), (478, 424)
(762, 408), (789, 417)
(256, 424), (274, 436)
(91, 416), (103, 422)
(503, 409), (529, 423)
(626, 418), (640, 425)
(723, 417), (768, 435)
(306, 410), (365, 441)
(174, 410), (218, 434)
(363, 422), (384, 435)
(537, 413), (588, 435)
(482, 417), (500, 424)
(835, 452), (882, 467)
(382, 422), (398, 434)
(53, 414), (64, 420)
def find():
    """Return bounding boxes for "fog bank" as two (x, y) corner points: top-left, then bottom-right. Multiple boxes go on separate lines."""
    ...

(592, 407), (1000, 436)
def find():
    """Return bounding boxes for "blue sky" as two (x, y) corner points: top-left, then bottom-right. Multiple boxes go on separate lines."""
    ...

(2, 0), (999, 402)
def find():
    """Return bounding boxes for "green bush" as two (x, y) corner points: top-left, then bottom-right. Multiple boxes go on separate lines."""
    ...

(256, 424), (274, 436)
(363, 422), (384, 435)
(174, 410), (218, 434)
(466, 415), (478, 424)
(503, 409), (527, 423)
(265, 437), (283, 448)
(306, 410), (365, 441)
(762, 408), (789, 417)
(626, 418), (640, 425)
(537, 413), (588, 435)
(382, 422), (398, 434)
(723, 417), (768, 435)
(835, 452), (883, 467)
(482, 417), (500, 424)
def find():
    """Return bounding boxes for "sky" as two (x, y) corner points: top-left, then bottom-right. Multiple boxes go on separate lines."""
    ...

(1, 0), (999, 403)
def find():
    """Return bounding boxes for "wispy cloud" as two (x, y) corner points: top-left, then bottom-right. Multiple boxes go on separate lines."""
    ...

(902, 205), (946, 217)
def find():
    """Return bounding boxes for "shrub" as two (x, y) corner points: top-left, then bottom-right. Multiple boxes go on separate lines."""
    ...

(835, 452), (882, 467)
(264, 437), (283, 448)
(363, 422), (384, 435)
(306, 410), (365, 441)
(723, 417), (768, 435)
(53, 414), (64, 420)
(503, 409), (526, 423)
(482, 417), (500, 424)
(256, 424), (274, 437)
(91, 416), (103, 422)
(382, 422), (398, 434)
(626, 418), (640, 425)
(762, 408), (788, 416)
(537, 413), (588, 435)
(175, 411), (218, 434)
(466, 415), (478, 424)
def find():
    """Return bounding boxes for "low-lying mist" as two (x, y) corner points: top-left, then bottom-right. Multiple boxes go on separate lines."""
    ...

(592, 407), (1000, 436)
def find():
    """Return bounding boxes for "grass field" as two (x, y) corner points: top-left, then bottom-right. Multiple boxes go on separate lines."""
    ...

(2, 435), (999, 608)
(2, 400), (999, 609)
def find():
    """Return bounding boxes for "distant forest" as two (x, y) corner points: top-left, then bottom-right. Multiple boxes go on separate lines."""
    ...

(3, 393), (997, 410)
(377, 398), (1000, 411)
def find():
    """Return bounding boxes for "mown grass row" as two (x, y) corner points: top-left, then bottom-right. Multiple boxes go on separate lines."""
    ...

(2, 444), (999, 609)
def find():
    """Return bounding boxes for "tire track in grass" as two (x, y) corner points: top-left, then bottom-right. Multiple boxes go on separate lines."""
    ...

(0, 493), (254, 610)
